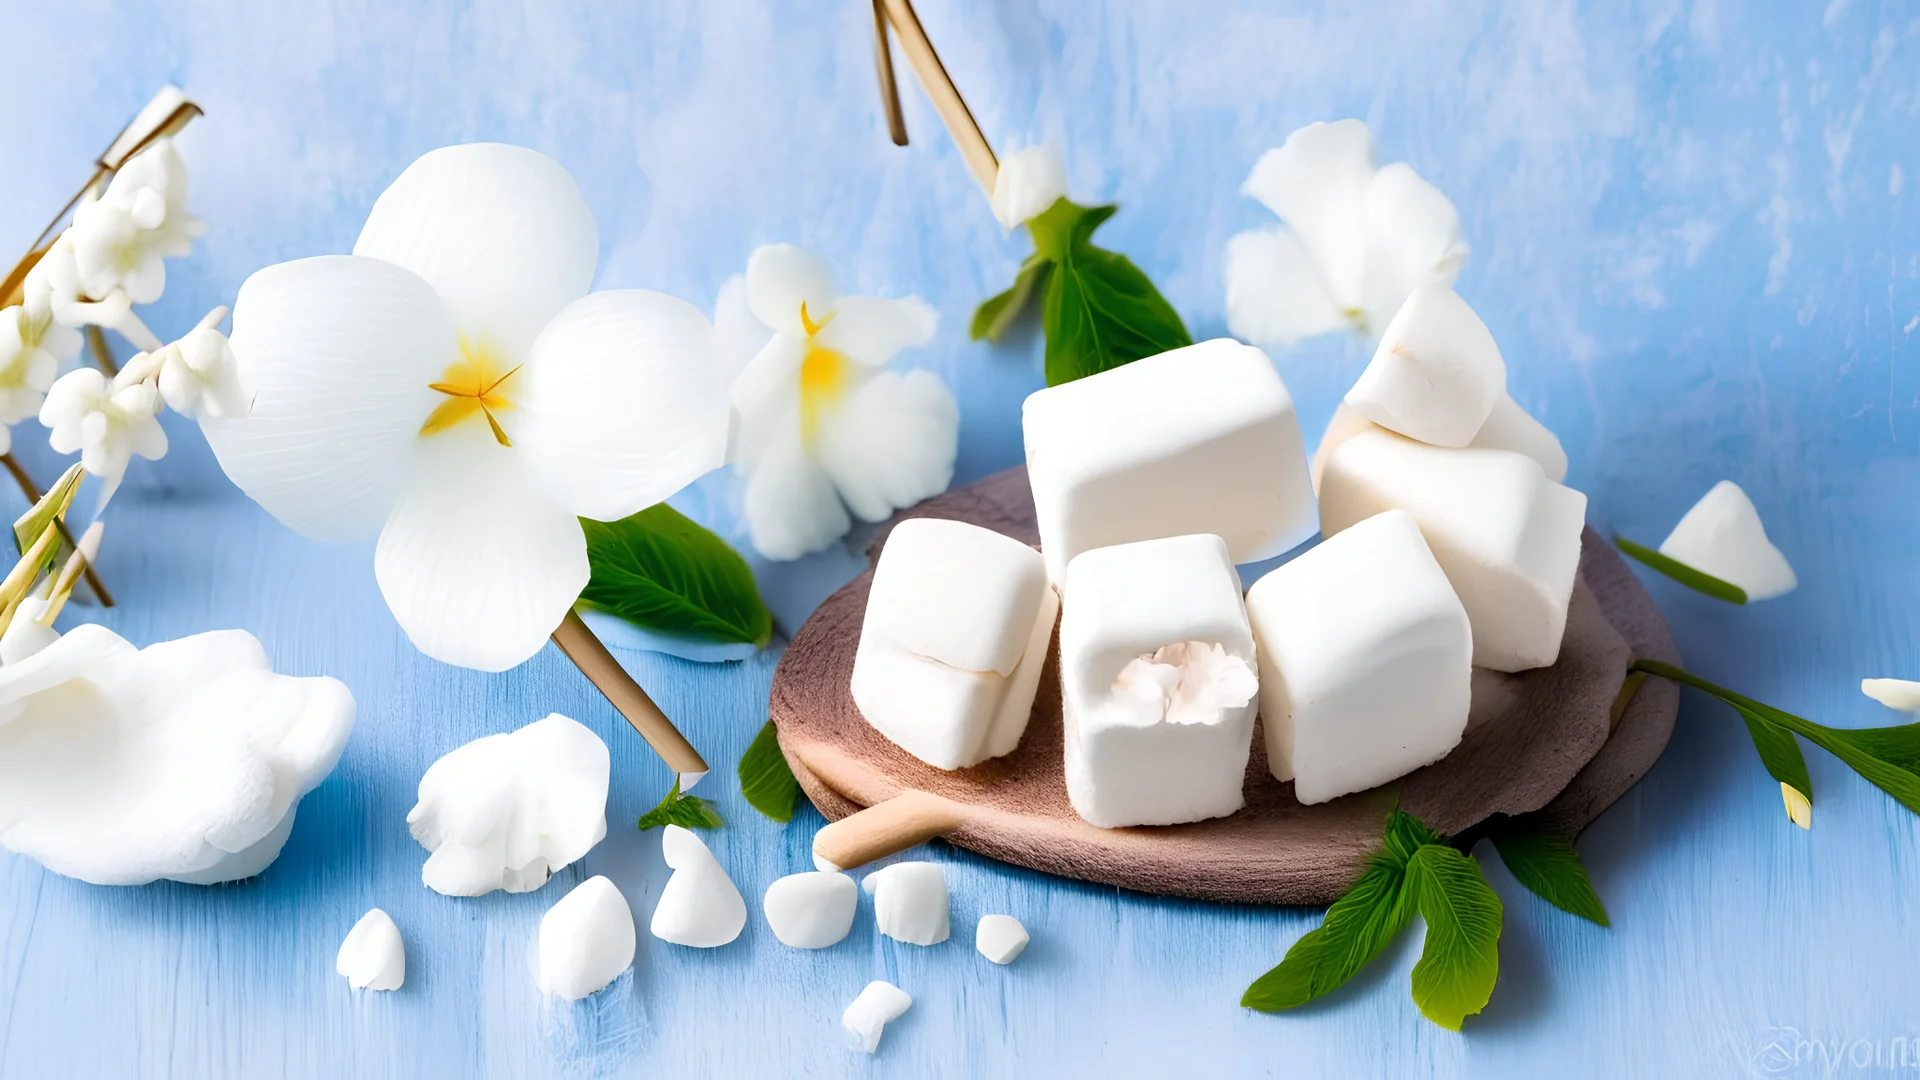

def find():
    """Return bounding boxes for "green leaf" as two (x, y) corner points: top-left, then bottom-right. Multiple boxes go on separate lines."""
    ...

(1488, 822), (1609, 926)
(1613, 535), (1748, 604)
(970, 257), (1052, 343)
(579, 504), (772, 647)
(738, 720), (802, 823)
(1242, 854), (1416, 1011)
(1733, 703), (1813, 826)
(1406, 844), (1503, 1031)
(1024, 198), (1191, 386)
(636, 777), (724, 830)
(1384, 808), (1443, 864)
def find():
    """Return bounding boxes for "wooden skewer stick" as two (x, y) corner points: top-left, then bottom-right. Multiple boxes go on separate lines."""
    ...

(871, 0), (910, 146)
(549, 608), (710, 787)
(878, 0), (998, 195)
(811, 789), (967, 871)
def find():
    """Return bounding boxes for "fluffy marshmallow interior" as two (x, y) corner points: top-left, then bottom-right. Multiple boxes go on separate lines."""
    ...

(1112, 641), (1258, 726)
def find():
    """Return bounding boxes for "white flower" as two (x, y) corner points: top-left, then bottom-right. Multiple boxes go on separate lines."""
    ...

(1224, 119), (1468, 345)
(723, 243), (957, 561)
(39, 367), (167, 504)
(66, 135), (205, 312)
(0, 624), (355, 886)
(991, 143), (1068, 229)
(201, 143), (730, 671)
(150, 307), (248, 419)
(0, 276), (82, 430)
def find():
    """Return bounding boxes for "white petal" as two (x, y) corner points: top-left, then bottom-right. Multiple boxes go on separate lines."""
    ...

(516, 290), (730, 521)
(1862, 678), (1920, 713)
(815, 370), (958, 524)
(745, 244), (836, 337)
(728, 333), (805, 472)
(204, 256), (453, 541)
(1223, 228), (1346, 345)
(373, 425), (588, 671)
(336, 909), (406, 991)
(353, 144), (597, 363)
(1241, 119), (1376, 310)
(814, 296), (938, 368)
(742, 412), (849, 561)
(712, 273), (773, 388)
(991, 143), (1068, 229)
(1358, 162), (1468, 335)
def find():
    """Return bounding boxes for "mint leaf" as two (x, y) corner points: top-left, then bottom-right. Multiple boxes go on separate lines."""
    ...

(1488, 822), (1609, 926)
(580, 504), (772, 647)
(738, 720), (802, 823)
(636, 777), (723, 831)
(1384, 808), (1443, 864)
(1243, 854), (1416, 1011)
(1023, 198), (1191, 386)
(1613, 535), (1748, 604)
(970, 256), (1052, 343)
(1407, 844), (1503, 1031)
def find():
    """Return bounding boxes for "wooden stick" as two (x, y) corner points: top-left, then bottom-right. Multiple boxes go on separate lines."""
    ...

(879, 0), (998, 195)
(812, 789), (966, 871)
(84, 325), (119, 377)
(0, 453), (111, 607)
(871, 0), (910, 146)
(550, 608), (710, 784)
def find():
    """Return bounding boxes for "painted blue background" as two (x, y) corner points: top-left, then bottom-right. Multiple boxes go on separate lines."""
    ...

(3, 1), (1918, 1076)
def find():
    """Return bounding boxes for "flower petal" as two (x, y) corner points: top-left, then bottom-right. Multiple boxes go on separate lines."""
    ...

(516, 290), (730, 521)
(374, 424), (588, 672)
(204, 256), (454, 541)
(814, 296), (938, 367)
(353, 144), (597, 363)
(816, 370), (958, 524)
(1223, 228), (1346, 346)
(1358, 162), (1468, 336)
(991, 144), (1068, 230)
(742, 411), (849, 561)
(745, 244), (836, 337)
(712, 273), (772, 388)
(728, 333), (805, 472)
(1241, 119), (1375, 311)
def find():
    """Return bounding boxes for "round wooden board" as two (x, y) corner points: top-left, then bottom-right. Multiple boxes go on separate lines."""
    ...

(771, 467), (1681, 905)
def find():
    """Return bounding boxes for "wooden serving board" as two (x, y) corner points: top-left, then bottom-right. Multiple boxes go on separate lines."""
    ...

(770, 467), (1681, 905)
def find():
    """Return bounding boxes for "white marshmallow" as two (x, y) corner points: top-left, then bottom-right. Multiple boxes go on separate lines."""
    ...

(1023, 338), (1316, 581)
(649, 825), (746, 948)
(975, 914), (1030, 964)
(1246, 510), (1473, 804)
(1658, 481), (1796, 600)
(537, 875), (636, 1001)
(335, 908), (406, 991)
(851, 518), (1057, 769)
(1319, 429), (1587, 673)
(763, 871), (857, 949)
(1345, 284), (1505, 447)
(1862, 678), (1920, 713)
(862, 862), (950, 946)
(842, 980), (912, 1053)
(1059, 534), (1259, 827)
(1470, 394), (1568, 483)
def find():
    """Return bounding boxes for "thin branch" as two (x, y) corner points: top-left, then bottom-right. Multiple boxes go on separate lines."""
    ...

(879, 0), (998, 195)
(549, 608), (710, 786)
(871, 0), (910, 146)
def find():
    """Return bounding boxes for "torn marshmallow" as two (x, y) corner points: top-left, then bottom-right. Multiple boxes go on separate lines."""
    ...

(1319, 429), (1586, 673)
(975, 914), (1030, 964)
(1344, 284), (1505, 447)
(1657, 481), (1796, 600)
(1023, 338), (1316, 581)
(763, 871), (857, 949)
(336, 908), (406, 991)
(843, 980), (912, 1053)
(1245, 509), (1472, 804)
(851, 518), (1057, 769)
(862, 861), (950, 946)
(1313, 394), (1567, 493)
(1059, 533), (1259, 827)
(650, 824), (746, 948)
(537, 875), (636, 1001)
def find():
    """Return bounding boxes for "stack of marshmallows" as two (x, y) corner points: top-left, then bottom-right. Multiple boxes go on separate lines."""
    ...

(851, 284), (1585, 826)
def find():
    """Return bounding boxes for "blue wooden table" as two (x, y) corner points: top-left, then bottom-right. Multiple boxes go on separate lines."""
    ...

(3, 2), (1918, 1076)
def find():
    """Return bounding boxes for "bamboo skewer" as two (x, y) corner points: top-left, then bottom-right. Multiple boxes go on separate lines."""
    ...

(870, 0), (910, 146)
(877, 0), (998, 196)
(550, 608), (710, 788)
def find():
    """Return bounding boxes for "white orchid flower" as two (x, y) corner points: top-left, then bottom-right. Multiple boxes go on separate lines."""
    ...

(142, 307), (248, 419)
(0, 275), (82, 440)
(1224, 119), (1468, 345)
(66, 135), (205, 314)
(0, 623), (355, 886)
(991, 143), (1068, 230)
(201, 143), (730, 671)
(721, 244), (957, 561)
(39, 367), (167, 505)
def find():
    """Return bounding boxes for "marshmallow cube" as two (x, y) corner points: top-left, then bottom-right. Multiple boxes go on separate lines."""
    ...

(1023, 338), (1316, 582)
(1658, 481), (1796, 600)
(1245, 510), (1473, 804)
(1319, 430), (1587, 673)
(1059, 534), (1260, 828)
(851, 518), (1059, 770)
(1471, 394), (1568, 483)
(1345, 284), (1505, 447)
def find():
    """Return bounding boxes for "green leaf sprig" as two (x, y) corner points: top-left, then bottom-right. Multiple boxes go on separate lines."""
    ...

(636, 777), (723, 831)
(971, 197), (1192, 387)
(1612, 535), (1748, 604)
(1486, 818), (1609, 926)
(738, 720), (802, 823)
(579, 504), (773, 648)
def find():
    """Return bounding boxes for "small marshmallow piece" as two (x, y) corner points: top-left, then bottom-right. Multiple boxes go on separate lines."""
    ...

(763, 871), (857, 949)
(975, 914), (1030, 965)
(1862, 678), (1920, 713)
(1319, 429), (1587, 673)
(650, 825), (747, 947)
(537, 875), (636, 1001)
(1470, 394), (1568, 483)
(335, 908), (406, 991)
(1345, 284), (1506, 447)
(1657, 481), (1797, 600)
(1246, 510), (1473, 804)
(1059, 534), (1260, 827)
(991, 143), (1068, 230)
(852, 518), (1058, 769)
(842, 980), (912, 1054)
(862, 862), (950, 946)
(1023, 338), (1316, 582)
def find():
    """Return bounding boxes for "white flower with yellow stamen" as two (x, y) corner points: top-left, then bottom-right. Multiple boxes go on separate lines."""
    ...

(201, 143), (730, 671)
(722, 243), (957, 561)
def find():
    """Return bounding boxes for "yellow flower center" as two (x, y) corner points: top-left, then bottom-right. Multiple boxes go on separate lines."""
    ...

(797, 301), (851, 449)
(420, 336), (520, 447)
